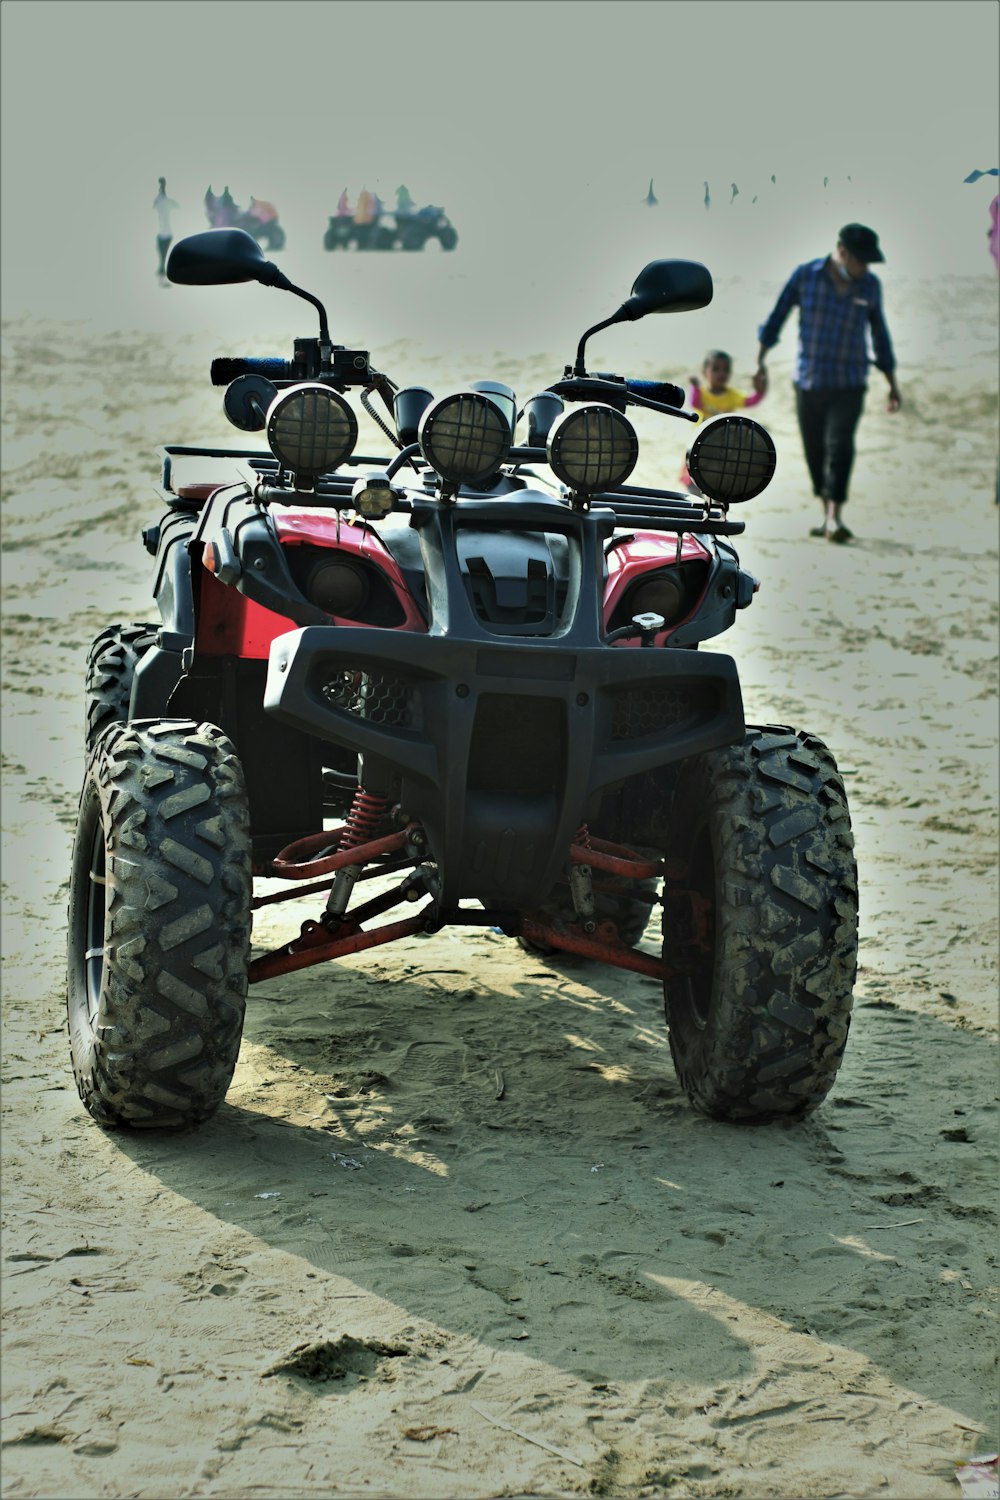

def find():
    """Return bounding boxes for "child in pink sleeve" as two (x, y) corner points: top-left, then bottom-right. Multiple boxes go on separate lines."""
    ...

(680, 350), (766, 491)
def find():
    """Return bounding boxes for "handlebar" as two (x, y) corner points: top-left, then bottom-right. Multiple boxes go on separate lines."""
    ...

(622, 378), (685, 408)
(211, 356), (294, 387)
(548, 374), (693, 419)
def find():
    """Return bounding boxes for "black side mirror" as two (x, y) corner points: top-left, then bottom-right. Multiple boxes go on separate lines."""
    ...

(167, 229), (275, 286)
(167, 227), (327, 331)
(618, 260), (714, 321)
(571, 260), (713, 376)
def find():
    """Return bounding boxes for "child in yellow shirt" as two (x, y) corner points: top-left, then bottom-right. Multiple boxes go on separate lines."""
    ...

(680, 350), (766, 492)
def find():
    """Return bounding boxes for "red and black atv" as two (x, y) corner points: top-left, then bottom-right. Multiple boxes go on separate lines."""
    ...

(67, 229), (858, 1132)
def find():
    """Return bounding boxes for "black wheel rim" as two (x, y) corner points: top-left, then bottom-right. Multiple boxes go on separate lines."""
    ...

(83, 817), (107, 1021)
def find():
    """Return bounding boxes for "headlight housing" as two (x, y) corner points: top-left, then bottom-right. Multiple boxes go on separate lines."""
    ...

(266, 383), (358, 482)
(546, 405), (639, 493)
(686, 414), (776, 504)
(417, 391), (512, 489)
(622, 572), (687, 625)
(302, 556), (370, 617)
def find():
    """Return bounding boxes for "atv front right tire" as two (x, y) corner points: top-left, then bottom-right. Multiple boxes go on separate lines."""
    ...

(84, 622), (159, 753)
(67, 719), (252, 1129)
(663, 726), (858, 1122)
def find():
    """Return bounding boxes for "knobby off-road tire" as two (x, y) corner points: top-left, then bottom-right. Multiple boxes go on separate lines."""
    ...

(84, 622), (159, 753)
(67, 719), (252, 1129)
(664, 726), (858, 1122)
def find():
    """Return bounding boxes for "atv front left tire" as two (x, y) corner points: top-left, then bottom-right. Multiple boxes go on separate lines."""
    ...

(663, 726), (858, 1122)
(67, 720), (252, 1129)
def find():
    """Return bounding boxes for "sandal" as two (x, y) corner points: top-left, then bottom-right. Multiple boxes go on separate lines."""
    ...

(828, 525), (854, 544)
(809, 525), (828, 537)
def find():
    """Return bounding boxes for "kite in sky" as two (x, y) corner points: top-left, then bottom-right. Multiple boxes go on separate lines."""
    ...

(730, 182), (739, 203)
(964, 168), (999, 183)
(704, 181), (710, 211)
(644, 178), (658, 206)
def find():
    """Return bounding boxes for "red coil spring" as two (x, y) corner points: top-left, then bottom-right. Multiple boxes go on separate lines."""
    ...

(341, 789), (390, 852)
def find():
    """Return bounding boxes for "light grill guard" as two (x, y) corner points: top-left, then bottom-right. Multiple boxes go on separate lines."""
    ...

(546, 405), (639, 493)
(686, 415), (776, 504)
(266, 383), (358, 481)
(417, 392), (512, 488)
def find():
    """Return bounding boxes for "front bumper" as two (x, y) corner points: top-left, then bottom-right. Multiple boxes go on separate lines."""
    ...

(264, 626), (743, 907)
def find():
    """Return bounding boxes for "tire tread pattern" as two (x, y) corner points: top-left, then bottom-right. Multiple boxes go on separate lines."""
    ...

(67, 719), (251, 1129)
(84, 622), (159, 753)
(664, 725), (859, 1122)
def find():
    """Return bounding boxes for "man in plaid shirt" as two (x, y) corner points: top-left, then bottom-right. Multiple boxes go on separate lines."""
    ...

(756, 223), (902, 543)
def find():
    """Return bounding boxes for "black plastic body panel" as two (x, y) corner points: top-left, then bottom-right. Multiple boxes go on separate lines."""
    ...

(168, 657), (327, 860)
(129, 492), (334, 857)
(263, 494), (745, 907)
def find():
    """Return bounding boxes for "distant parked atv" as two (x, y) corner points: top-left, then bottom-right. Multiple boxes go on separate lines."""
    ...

(324, 207), (457, 252)
(205, 189), (286, 251)
(238, 209), (286, 253)
(67, 227), (858, 1134)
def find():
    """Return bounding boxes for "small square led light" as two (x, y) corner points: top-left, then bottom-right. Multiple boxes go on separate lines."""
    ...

(351, 473), (397, 520)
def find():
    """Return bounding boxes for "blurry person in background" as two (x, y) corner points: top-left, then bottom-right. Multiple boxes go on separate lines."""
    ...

(354, 187), (377, 249)
(680, 350), (766, 494)
(354, 188), (375, 225)
(756, 223), (902, 543)
(152, 177), (178, 280)
(988, 194), (999, 274)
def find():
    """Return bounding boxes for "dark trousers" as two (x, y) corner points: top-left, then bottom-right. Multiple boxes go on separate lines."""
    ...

(795, 386), (865, 505)
(156, 234), (172, 275)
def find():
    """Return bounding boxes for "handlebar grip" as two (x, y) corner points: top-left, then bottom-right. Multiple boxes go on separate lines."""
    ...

(211, 356), (293, 386)
(626, 379), (686, 409)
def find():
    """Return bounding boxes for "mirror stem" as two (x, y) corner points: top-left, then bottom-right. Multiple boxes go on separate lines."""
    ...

(258, 262), (331, 347)
(573, 311), (625, 376)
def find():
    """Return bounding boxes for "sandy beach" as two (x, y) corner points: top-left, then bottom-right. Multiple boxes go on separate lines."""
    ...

(1, 255), (997, 1500)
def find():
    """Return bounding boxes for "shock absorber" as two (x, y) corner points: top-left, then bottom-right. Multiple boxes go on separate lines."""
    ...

(569, 823), (597, 932)
(326, 788), (390, 918)
(341, 788), (390, 850)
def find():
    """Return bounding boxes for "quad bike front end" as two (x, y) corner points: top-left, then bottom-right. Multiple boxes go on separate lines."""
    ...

(66, 230), (858, 1134)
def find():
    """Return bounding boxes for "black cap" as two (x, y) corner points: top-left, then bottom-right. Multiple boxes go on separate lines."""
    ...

(838, 223), (884, 263)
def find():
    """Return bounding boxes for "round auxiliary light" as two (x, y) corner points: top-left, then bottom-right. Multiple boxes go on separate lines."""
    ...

(686, 414), (776, 504)
(546, 404), (639, 493)
(266, 383), (358, 480)
(417, 391), (512, 488)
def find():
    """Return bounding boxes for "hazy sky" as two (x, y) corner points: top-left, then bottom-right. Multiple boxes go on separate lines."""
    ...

(1, 0), (998, 327)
